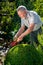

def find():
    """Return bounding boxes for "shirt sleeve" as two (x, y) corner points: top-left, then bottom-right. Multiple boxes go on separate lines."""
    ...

(29, 17), (35, 24)
(27, 13), (35, 24)
(28, 12), (39, 24)
(21, 19), (25, 26)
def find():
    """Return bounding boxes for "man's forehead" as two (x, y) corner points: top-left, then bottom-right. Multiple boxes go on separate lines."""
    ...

(17, 5), (27, 12)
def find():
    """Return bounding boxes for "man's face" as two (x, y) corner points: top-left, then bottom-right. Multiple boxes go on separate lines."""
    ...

(17, 10), (26, 19)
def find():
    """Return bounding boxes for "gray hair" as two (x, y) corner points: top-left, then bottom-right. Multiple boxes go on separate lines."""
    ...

(17, 5), (27, 12)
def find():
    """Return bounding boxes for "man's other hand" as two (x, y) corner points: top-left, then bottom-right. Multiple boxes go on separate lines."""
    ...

(17, 35), (23, 42)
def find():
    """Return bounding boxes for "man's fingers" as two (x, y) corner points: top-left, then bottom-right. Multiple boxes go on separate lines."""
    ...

(17, 38), (20, 42)
(17, 37), (23, 42)
(13, 36), (18, 41)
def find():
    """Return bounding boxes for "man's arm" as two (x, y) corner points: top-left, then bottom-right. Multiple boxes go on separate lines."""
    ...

(20, 23), (35, 37)
(14, 25), (25, 38)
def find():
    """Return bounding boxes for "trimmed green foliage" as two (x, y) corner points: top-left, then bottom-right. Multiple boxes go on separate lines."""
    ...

(4, 44), (42, 65)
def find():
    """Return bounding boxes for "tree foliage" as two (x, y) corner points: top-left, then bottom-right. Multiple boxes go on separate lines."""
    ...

(0, 0), (43, 42)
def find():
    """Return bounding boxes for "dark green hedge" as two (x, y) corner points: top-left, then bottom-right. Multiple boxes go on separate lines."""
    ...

(4, 44), (42, 65)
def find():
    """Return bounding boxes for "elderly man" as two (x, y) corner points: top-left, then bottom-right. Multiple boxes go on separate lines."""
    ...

(14, 5), (42, 45)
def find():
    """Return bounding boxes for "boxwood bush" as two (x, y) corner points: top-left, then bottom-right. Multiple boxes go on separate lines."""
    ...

(4, 44), (42, 65)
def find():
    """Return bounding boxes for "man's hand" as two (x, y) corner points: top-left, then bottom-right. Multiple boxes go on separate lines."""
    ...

(13, 36), (17, 41)
(17, 35), (24, 42)
(13, 25), (25, 41)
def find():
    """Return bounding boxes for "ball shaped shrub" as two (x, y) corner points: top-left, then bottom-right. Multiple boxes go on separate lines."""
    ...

(4, 44), (42, 65)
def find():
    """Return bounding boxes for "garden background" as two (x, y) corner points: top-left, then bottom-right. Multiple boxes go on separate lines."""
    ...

(0, 0), (43, 65)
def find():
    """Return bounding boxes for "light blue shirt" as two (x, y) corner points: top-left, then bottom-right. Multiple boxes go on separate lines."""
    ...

(21, 11), (42, 31)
